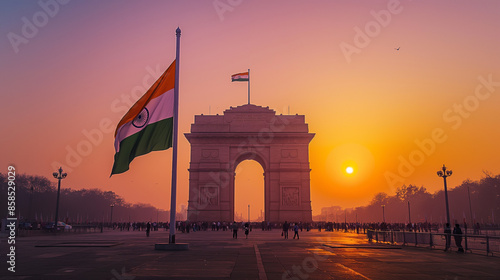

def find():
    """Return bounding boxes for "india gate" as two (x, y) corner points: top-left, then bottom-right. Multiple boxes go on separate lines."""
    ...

(185, 104), (314, 223)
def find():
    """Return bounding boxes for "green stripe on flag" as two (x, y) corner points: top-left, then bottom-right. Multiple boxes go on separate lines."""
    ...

(111, 117), (173, 175)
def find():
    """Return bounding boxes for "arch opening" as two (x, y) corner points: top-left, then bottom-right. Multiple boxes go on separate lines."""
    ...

(234, 159), (264, 222)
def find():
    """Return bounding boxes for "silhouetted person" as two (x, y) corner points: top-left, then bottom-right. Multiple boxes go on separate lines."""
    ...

(444, 223), (451, 251)
(146, 222), (151, 237)
(453, 224), (463, 253)
(380, 222), (388, 231)
(282, 221), (289, 239)
(293, 223), (299, 239)
(244, 222), (250, 239)
(232, 221), (238, 239)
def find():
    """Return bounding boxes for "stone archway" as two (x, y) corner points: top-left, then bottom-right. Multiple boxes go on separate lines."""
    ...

(185, 104), (314, 223)
(233, 155), (265, 222)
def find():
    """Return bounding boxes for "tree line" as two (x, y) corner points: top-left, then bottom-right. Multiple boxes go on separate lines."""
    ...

(321, 173), (500, 225)
(0, 173), (169, 224)
(3, 172), (499, 225)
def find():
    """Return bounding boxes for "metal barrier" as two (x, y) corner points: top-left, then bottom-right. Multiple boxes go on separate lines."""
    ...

(367, 230), (500, 256)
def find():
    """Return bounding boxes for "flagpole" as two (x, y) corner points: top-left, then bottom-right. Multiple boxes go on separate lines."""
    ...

(247, 68), (250, 104)
(169, 27), (181, 244)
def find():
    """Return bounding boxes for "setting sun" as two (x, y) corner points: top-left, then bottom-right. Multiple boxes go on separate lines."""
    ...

(325, 143), (375, 190)
(346, 166), (354, 174)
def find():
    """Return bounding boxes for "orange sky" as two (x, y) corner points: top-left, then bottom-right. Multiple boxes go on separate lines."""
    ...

(2, 0), (500, 220)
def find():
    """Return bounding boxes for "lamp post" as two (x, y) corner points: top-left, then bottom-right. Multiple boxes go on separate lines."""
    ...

(344, 209), (347, 232)
(467, 185), (473, 226)
(408, 201), (411, 225)
(355, 212), (359, 234)
(28, 186), (34, 222)
(437, 164), (452, 225)
(110, 204), (115, 228)
(52, 167), (67, 230)
(381, 205), (385, 223)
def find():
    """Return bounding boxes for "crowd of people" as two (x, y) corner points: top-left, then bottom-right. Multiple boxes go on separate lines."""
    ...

(99, 220), (498, 253)
(10, 218), (498, 246)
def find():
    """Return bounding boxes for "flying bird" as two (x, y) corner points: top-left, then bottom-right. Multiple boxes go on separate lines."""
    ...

(395, 47), (400, 51)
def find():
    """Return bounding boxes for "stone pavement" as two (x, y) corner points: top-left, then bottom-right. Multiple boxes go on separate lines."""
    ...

(1, 229), (499, 279)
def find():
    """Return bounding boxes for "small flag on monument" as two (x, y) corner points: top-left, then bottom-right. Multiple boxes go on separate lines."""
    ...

(111, 60), (176, 175)
(231, 72), (249, 82)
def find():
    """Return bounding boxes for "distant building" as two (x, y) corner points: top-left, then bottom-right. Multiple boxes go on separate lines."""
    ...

(319, 206), (342, 222)
(176, 204), (187, 221)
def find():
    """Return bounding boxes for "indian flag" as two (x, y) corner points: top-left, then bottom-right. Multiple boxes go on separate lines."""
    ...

(111, 60), (176, 175)
(231, 72), (249, 82)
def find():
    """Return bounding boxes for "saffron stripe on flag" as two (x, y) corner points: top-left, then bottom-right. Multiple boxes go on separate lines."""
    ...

(231, 72), (249, 82)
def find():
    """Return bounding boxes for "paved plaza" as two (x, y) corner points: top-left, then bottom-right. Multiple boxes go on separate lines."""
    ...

(1, 229), (499, 279)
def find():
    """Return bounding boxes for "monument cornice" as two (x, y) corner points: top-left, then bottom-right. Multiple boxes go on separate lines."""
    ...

(185, 132), (315, 144)
(188, 168), (312, 173)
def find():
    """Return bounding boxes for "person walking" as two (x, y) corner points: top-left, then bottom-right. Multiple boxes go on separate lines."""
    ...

(453, 224), (464, 253)
(444, 223), (451, 251)
(232, 221), (238, 239)
(146, 222), (151, 237)
(282, 221), (289, 239)
(293, 223), (299, 239)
